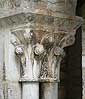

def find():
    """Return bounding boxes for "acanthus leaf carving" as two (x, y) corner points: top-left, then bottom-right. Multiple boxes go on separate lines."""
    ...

(11, 13), (82, 82)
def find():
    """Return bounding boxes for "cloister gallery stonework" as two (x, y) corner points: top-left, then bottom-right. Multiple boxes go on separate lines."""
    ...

(0, 0), (83, 99)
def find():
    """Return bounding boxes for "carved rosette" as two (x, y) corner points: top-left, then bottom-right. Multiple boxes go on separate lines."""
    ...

(11, 13), (82, 82)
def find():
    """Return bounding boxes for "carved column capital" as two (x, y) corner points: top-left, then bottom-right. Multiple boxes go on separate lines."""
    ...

(11, 13), (83, 82)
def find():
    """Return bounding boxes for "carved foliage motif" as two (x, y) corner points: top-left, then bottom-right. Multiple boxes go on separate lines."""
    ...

(0, 0), (21, 8)
(11, 27), (75, 82)
(11, 13), (82, 82)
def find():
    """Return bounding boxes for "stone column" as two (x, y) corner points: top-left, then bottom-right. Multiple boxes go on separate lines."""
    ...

(11, 0), (83, 99)
(30, 0), (82, 99)
(11, 27), (40, 99)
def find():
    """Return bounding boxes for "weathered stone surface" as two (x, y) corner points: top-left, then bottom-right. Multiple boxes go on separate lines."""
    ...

(0, 0), (83, 99)
(10, 13), (82, 83)
(6, 82), (21, 99)
(0, 82), (4, 99)
(0, 0), (78, 18)
(0, 81), (21, 99)
(22, 83), (39, 99)
(40, 83), (58, 99)
(0, 12), (83, 31)
(0, 29), (21, 99)
(0, 31), (4, 81)
(3, 30), (20, 81)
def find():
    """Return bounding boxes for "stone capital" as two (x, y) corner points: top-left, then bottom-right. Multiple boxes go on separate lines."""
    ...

(11, 13), (83, 82)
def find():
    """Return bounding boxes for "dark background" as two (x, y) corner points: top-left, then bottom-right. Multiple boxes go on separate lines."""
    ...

(59, 0), (83, 99)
